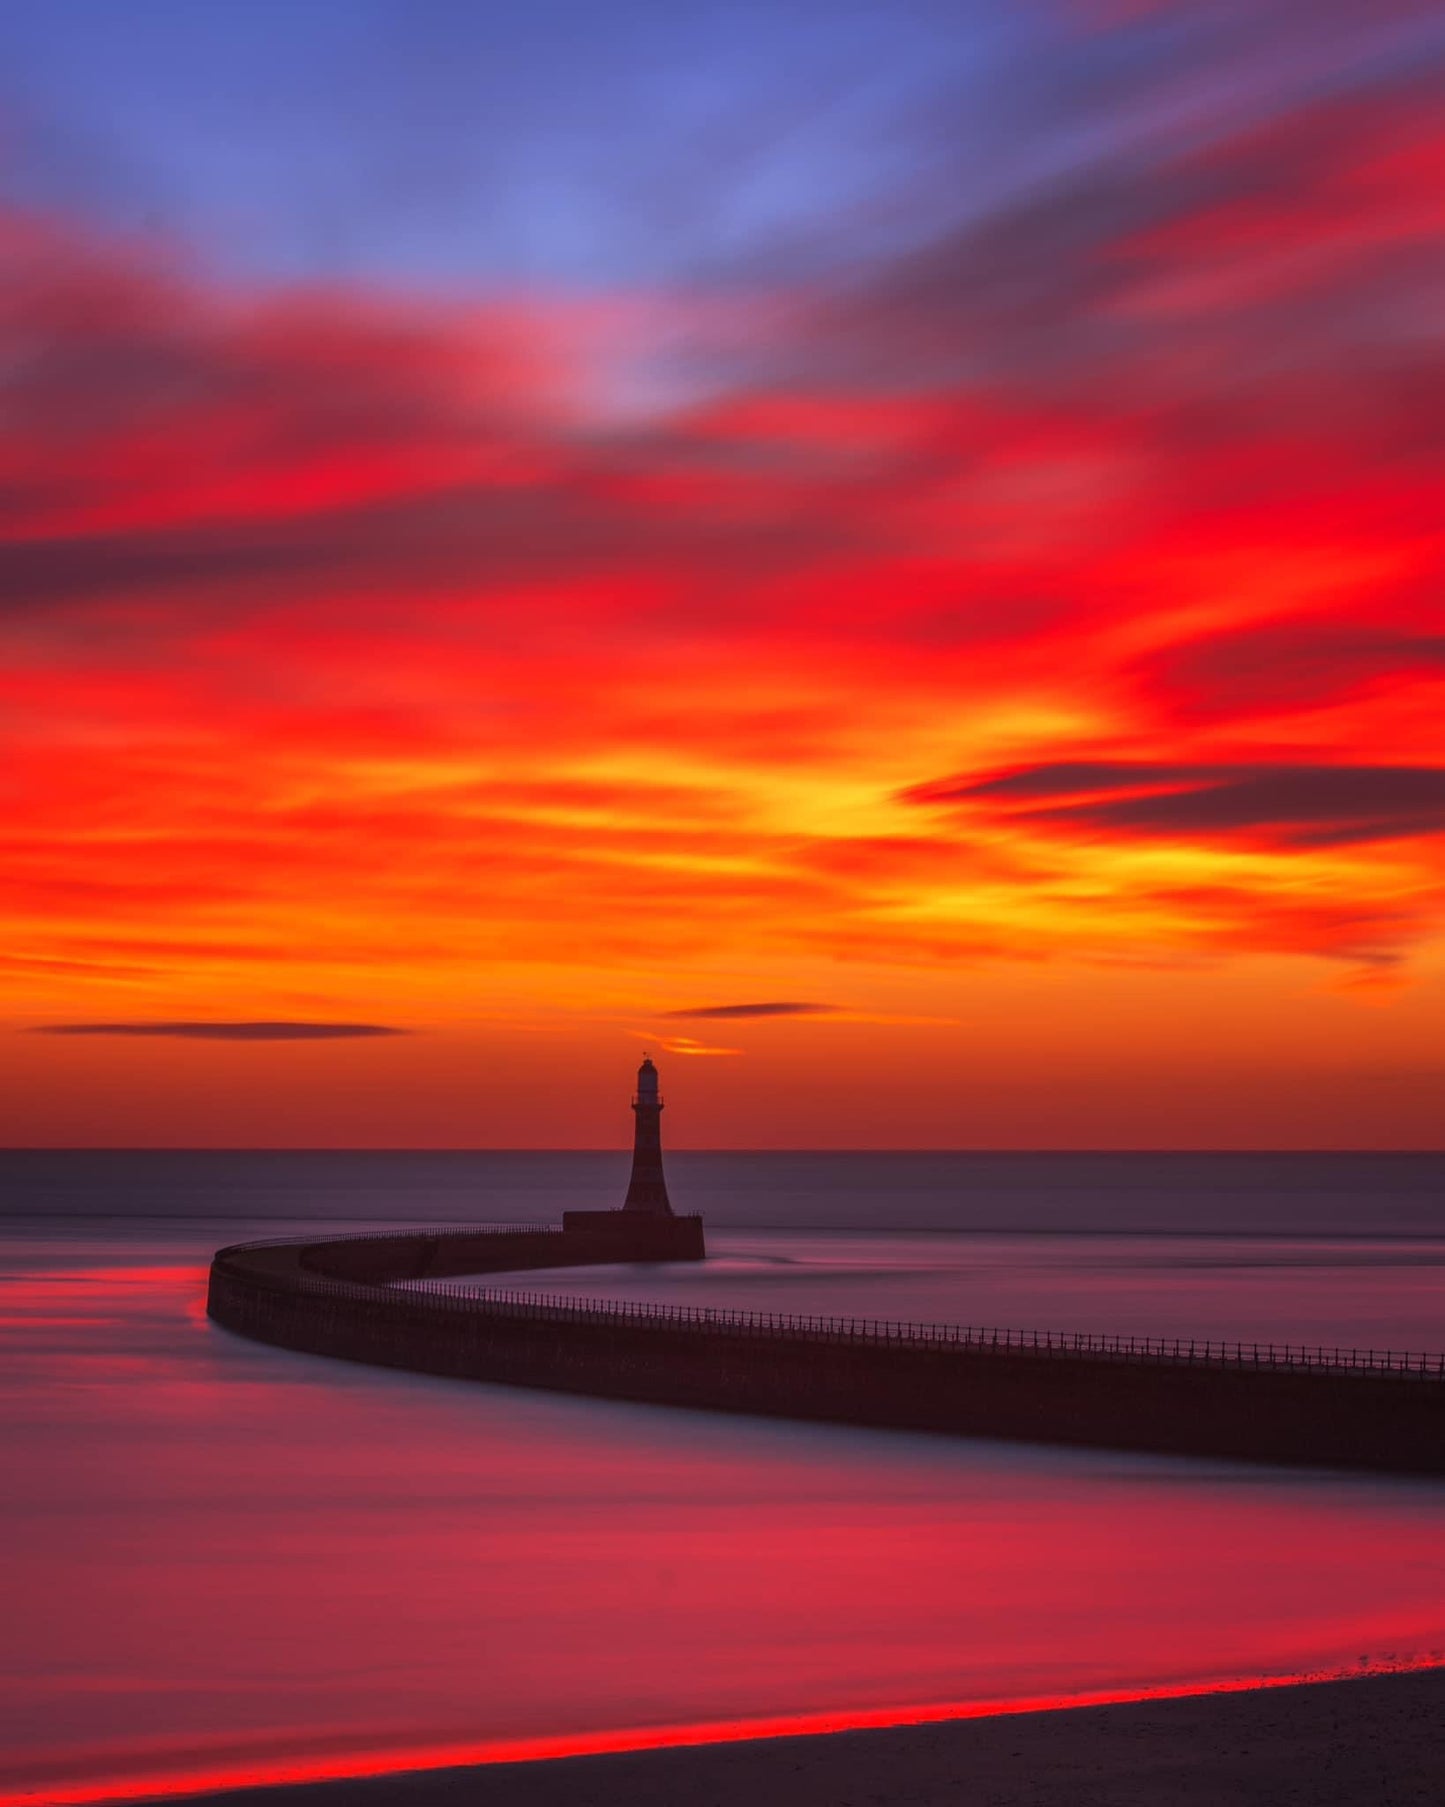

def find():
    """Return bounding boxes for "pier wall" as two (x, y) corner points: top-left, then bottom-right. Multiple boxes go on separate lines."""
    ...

(207, 1225), (1443, 1476)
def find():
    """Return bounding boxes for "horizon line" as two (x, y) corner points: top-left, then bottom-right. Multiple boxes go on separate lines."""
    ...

(2, 1146), (1442, 1157)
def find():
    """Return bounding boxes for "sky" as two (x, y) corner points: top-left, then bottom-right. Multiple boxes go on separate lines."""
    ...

(1, 0), (1442, 1147)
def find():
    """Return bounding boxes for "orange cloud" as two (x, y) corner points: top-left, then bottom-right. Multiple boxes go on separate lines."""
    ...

(646, 1036), (745, 1058)
(2, 25), (1443, 1144)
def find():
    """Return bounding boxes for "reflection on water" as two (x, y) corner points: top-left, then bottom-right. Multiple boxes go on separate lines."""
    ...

(2, 1203), (1443, 1804)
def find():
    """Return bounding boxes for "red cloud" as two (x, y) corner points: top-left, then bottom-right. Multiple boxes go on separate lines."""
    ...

(2, 7), (1443, 1104)
(907, 762), (1445, 847)
(1146, 615), (1445, 718)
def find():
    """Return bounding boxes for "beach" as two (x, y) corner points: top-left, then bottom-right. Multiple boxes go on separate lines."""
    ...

(167, 1670), (1445, 1806)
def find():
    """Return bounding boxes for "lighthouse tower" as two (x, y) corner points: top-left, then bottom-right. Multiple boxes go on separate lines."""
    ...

(623, 1056), (673, 1213)
(560, 1057), (702, 1255)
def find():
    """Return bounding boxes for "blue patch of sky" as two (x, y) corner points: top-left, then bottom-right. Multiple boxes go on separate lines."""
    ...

(0, 0), (1037, 293)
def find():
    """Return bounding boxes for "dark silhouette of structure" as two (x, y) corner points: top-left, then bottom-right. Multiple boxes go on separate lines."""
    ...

(623, 1055), (671, 1212)
(209, 1226), (1444, 1476)
(205, 1058), (1442, 1475)
(560, 1057), (703, 1253)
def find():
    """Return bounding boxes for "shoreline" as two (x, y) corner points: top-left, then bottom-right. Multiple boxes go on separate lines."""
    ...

(23, 1666), (1441, 1807)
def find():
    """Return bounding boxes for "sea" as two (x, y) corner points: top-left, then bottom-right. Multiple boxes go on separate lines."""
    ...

(3, 1151), (1443, 1804)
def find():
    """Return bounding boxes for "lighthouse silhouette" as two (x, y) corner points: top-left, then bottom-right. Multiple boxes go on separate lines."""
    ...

(559, 1057), (703, 1255)
(623, 1055), (673, 1213)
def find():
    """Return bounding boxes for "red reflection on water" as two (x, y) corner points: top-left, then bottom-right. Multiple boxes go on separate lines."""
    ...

(5, 1666), (1441, 1807)
(4, 1240), (1443, 1807)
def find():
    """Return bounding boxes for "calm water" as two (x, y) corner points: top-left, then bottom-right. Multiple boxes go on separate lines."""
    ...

(2, 1152), (1443, 1804)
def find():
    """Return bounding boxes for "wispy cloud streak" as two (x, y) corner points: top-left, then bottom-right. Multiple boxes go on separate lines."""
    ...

(664, 1003), (839, 1020)
(32, 1022), (408, 1041)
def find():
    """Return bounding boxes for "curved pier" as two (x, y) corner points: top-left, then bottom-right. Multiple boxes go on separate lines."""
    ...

(207, 1223), (1444, 1475)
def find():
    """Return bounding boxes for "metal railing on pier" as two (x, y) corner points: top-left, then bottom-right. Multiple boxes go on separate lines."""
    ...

(213, 1231), (1445, 1382)
(218, 1222), (561, 1251)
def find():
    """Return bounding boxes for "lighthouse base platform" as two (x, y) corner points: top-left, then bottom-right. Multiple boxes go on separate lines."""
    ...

(561, 1210), (707, 1260)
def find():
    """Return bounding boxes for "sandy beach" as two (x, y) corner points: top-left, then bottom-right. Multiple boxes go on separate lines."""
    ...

(166, 1669), (1445, 1807)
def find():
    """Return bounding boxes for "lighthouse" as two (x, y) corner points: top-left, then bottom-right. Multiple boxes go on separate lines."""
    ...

(559, 1058), (703, 1256)
(623, 1055), (673, 1214)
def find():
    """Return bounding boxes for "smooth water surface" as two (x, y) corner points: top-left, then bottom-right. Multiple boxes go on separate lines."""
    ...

(459, 1226), (1445, 1351)
(2, 1153), (1443, 1803)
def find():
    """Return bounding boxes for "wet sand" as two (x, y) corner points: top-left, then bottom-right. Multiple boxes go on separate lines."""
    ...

(169, 1669), (1445, 1806)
